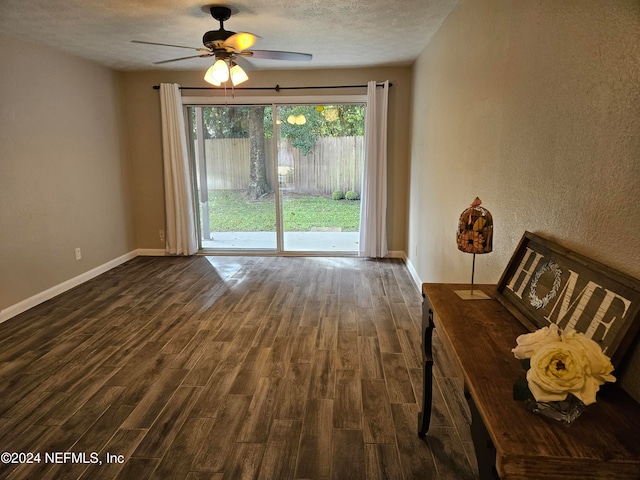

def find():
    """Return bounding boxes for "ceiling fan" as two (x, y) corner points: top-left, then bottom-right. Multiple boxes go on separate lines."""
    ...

(132, 4), (312, 86)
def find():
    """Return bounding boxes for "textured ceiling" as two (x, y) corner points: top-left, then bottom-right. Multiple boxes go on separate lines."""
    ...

(0, 0), (457, 71)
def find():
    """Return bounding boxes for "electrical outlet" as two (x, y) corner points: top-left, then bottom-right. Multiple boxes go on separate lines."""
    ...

(75, 248), (82, 260)
(159, 229), (165, 242)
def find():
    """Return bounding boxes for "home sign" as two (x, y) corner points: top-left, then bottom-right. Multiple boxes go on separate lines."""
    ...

(495, 232), (640, 367)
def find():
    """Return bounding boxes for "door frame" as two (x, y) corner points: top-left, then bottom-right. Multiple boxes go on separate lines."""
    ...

(183, 94), (367, 256)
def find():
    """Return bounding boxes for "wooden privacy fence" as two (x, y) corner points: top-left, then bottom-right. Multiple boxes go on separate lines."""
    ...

(197, 136), (364, 196)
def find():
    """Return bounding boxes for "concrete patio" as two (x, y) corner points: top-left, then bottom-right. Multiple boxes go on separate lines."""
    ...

(201, 231), (360, 253)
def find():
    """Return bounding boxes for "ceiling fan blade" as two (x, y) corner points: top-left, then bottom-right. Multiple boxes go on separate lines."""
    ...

(131, 40), (210, 53)
(243, 50), (312, 61)
(224, 32), (258, 52)
(153, 53), (213, 65)
(232, 56), (255, 72)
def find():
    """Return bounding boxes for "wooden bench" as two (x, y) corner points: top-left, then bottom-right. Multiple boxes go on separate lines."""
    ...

(417, 233), (640, 479)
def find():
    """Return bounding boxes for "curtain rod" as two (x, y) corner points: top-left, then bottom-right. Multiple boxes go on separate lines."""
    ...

(152, 83), (392, 91)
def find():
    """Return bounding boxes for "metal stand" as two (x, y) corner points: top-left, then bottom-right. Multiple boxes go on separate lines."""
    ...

(455, 253), (490, 300)
(471, 253), (476, 296)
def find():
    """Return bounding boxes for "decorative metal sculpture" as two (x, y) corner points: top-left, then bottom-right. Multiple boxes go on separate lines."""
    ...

(456, 197), (493, 298)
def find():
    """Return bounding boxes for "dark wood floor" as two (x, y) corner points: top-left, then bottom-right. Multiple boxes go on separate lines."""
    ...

(0, 256), (477, 480)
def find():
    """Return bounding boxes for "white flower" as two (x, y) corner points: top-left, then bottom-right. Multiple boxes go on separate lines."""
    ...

(518, 328), (616, 406)
(526, 341), (587, 403)
(512, 323), (561, 360)
(561, 331), (616, 399)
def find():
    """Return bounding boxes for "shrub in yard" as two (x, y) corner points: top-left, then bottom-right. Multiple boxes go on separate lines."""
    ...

(345, 190), (360, 200)
(332, 190), (345, 200)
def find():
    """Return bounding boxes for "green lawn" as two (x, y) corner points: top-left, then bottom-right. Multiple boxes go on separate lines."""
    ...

(208, 190), (360, 232)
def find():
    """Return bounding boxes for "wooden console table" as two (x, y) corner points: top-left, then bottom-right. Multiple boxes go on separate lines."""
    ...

(418, 283), (640, 480)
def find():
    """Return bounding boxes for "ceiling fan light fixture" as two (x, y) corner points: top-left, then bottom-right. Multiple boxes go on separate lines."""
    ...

(230, 63), (249, 86)
(323, 106), (339, 122)
(203, 63), (221, 85)
(210, 58), (230, 83)
(287, 114), (306, 125)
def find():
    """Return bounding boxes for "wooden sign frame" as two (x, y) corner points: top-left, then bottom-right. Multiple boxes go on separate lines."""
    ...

(495, 232), (640, 367)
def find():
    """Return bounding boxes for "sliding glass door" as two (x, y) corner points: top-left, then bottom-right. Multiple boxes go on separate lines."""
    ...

(187, 100), (364, 254)
(276, 105), (363, 252)
(189, 105), (277, 251)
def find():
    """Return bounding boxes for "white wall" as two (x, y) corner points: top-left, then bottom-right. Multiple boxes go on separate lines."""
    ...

(0, 33), (135, 316)
(408, 0), (640, 398)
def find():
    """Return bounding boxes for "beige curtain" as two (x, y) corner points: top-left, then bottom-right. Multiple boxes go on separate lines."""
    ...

(359, 80), (389, 257)
(159, 83), (197, 255)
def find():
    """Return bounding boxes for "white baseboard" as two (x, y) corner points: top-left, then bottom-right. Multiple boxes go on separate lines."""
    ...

(388, 250), (407, 260)
(0, 250), (138, 324)
(136, 248), (166, 256)
(404, 256), (422, 292)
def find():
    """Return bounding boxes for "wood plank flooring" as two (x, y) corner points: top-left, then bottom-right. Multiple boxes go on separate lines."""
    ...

(0, 256), (478, 479)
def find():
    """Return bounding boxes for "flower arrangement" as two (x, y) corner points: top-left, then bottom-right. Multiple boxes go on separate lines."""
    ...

(511, 324), (616, 421)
